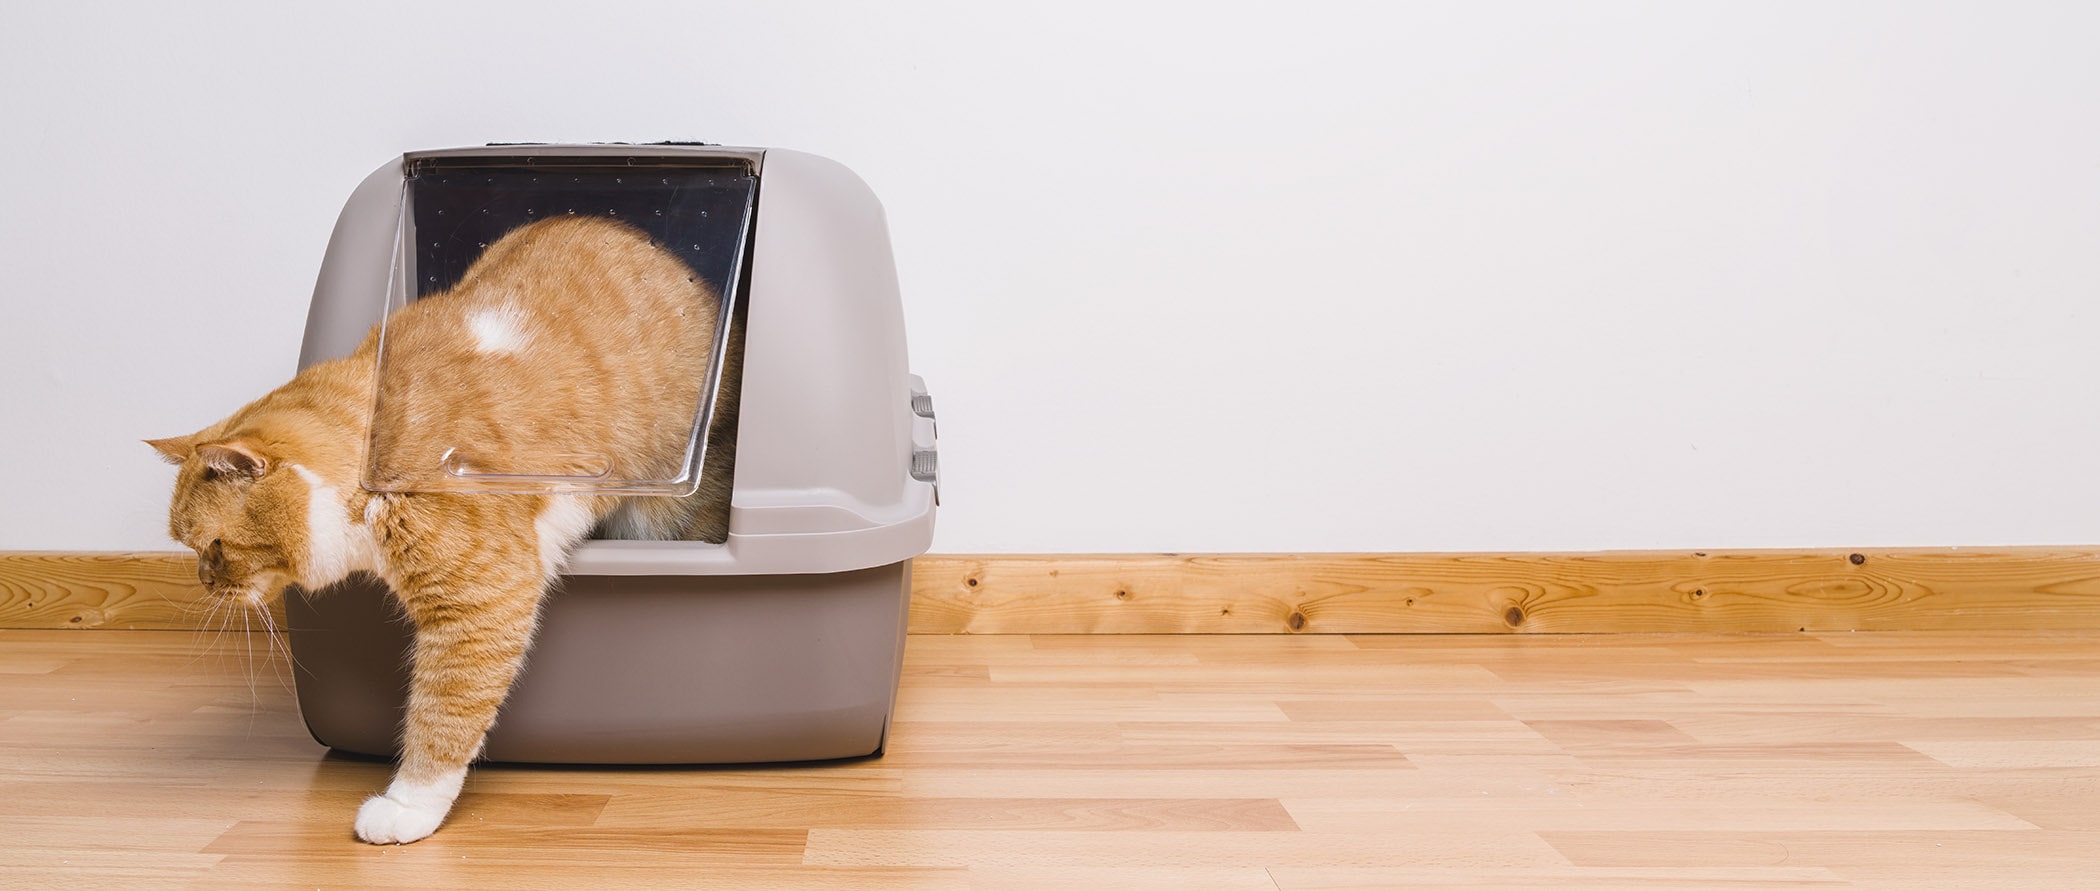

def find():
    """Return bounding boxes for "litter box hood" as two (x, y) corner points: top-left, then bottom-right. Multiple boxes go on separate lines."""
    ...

(300, 144), (937, 576)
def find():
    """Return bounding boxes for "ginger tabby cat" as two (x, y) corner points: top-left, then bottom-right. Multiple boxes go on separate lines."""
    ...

(147, 216), (739, 844)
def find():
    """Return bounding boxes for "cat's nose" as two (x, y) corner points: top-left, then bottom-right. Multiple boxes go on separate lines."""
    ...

(197, 539), (225, 586)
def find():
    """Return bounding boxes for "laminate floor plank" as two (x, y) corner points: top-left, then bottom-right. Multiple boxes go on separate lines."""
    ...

(2, 628), (2095, 888)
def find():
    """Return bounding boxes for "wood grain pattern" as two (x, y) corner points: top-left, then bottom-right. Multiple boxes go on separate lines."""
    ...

(2, 628), (2097, 887)
(0, 552), (234, 630)
(911, 550), (2100, 633)
(9, 548), (2100, 633)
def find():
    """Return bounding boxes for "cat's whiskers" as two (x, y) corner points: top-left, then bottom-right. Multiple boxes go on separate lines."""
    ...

(191, 593), (237, 670)
(174, 591), (217, 618)
(179, 591), (221, 666)
(194, 596), (255, 716)
(251, 599), (304, 696)
(241, 607), (259, 709)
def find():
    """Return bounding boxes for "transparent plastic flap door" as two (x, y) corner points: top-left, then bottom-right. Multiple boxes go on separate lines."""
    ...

(363, 161), (756, 495)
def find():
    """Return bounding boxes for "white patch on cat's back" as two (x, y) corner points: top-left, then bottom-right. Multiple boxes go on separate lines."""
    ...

(468, 307), (528, 354)
(534, 496), (596, 579)
(291, 464), (382, 588)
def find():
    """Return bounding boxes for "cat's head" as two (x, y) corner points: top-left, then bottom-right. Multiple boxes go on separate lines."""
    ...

(147, 429), (332, 607)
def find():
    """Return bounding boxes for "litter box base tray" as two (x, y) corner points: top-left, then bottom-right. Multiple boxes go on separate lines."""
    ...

(286, 562), (912, 765)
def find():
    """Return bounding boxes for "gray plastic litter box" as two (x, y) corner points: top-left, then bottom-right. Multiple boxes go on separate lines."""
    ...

(286, 144), (938, 764)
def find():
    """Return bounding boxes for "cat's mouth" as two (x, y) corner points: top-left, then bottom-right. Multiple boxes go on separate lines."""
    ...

(200, 581), (273, 609)
(194, 543), (290, 608)
(197, 565), (288, 609)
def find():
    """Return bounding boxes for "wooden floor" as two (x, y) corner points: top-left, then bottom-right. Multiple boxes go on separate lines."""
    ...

(2, 630), (2096, 889)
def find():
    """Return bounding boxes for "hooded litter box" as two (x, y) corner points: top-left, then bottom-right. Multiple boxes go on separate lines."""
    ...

(287, 144), (938, 764)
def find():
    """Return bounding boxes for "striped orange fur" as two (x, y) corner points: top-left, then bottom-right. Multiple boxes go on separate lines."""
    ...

(146, 216), (738, 844)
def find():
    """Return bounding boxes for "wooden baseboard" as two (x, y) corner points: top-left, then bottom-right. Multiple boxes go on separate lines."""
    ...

(5, 549), (2100, 634)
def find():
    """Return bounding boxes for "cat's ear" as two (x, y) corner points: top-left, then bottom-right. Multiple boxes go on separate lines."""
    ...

(196, 439), (270, 479)
(145, 435), (195, 465)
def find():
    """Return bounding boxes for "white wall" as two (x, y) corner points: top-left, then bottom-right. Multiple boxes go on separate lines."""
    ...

(3, 1), (2096, 554)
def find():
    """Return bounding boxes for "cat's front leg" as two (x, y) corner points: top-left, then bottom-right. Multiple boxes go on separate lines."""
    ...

(354, 764), (464, 845)
(354, 562), (545, 845)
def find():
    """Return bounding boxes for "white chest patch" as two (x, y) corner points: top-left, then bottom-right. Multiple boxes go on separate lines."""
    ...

(468, 307), (528, 354)
(291, 464), (381, 589)
(533, 496), (597, 580)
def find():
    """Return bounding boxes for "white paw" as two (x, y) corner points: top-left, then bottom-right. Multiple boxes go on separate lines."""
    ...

(355, 793), (446, 845)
